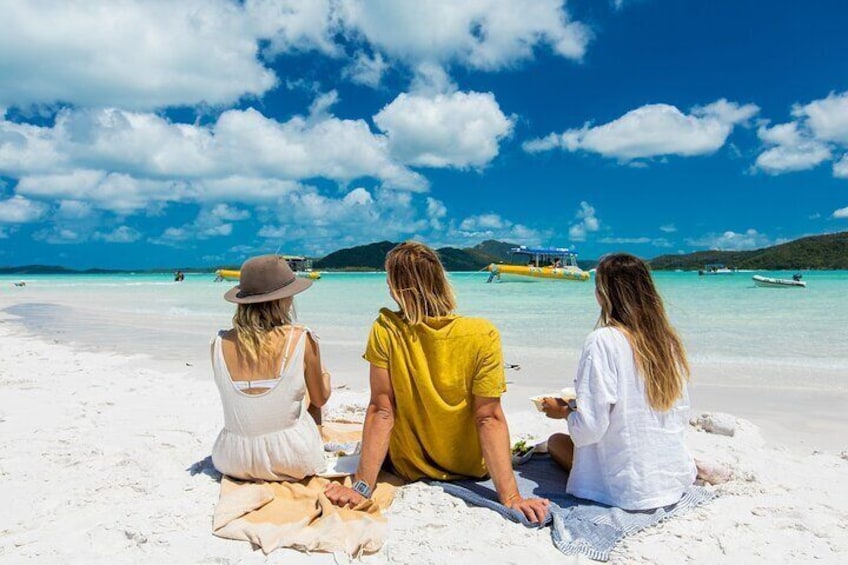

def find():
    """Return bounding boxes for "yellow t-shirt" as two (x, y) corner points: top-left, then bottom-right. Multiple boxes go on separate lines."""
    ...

(363, 308), (506, 481)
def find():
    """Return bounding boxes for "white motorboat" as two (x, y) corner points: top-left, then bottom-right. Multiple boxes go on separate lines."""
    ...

(698, 263), (736, 275)
(752, 274), (806, 288)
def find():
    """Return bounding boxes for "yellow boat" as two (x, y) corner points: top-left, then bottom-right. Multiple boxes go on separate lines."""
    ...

(215, 268), (321, 281)
(486, 246), (590, 282)
(215, 255), (321, 281)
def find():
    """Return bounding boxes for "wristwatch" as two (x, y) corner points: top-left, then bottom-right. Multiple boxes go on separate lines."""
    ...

(352, 479), (372, 498)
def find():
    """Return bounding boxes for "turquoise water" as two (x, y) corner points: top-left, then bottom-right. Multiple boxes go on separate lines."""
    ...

(2, 270), (846, 373)
(3, 269), (847, 448)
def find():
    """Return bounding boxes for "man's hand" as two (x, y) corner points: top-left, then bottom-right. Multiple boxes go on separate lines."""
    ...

(540, 397), (570, 419)
(324, 483), (366, 508)
(505, 495), (550, 524)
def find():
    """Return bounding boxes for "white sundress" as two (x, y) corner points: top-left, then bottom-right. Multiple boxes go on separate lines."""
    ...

(210, 327), (326, 481)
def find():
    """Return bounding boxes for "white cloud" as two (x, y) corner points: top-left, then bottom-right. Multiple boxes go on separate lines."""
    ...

(16, 171), (187, 214)
(833, 155), (848, 178)
(598, 236), (673, 247)
(55, 200), (95, 220)
(246, 0), (339, 57)
(0, 0), (287, 110)
(33, 227), (84, 245)
(795, 91), (848, 144)
(252, 187), (437, 255)
(525, 99), (759, 161)
(156, 204), (251, 243)
(449, 212), (543, 246)
(659, 224), (677, 233)
(1, 101), (432, 215)
(338, 0), (591, 70)
(94, 226), (141, 243)
(0, 195), (48, 223)
(568, 201), (600, 242)
(374, 91), (513, 168)
(425, 196), (447, 230)
(598, 236), (650, 244)
(344, 51), (389, 88)
(754, 122), (831, 174)
(686, 229), (783, 251)
(210, 203), (250, 222)
(833, 206), (848, 219)
(754, 91), (848, 178)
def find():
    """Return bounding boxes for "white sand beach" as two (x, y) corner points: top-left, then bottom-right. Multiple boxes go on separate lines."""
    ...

(1, 308), (846, 565)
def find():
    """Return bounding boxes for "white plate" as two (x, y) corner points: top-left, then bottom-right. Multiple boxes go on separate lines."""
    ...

(318, 453), (361, 478)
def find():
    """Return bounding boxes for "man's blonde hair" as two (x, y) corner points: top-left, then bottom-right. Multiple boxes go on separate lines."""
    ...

(385, 241), (456, 325)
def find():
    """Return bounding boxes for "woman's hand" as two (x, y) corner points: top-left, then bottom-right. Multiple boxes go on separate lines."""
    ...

(324, 483), (366, 508)
(505, 494), (550, 524)
(541, 397), (571, 419)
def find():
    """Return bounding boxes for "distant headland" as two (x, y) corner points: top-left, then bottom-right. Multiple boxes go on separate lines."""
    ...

(1, 231), (846, 274)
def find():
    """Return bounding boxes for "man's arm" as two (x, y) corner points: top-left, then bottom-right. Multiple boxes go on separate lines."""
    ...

(474, 395), (549, 524)
(325, 364), (394, 507)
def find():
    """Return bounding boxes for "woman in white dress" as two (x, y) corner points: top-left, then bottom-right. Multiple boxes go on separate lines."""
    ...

(541, 253), (696, 510)
(211, 254), (331, 481)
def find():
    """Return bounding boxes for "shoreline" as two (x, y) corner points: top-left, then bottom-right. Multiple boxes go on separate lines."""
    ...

(3, 296), (847, 453)
(1, 310), (847, 563)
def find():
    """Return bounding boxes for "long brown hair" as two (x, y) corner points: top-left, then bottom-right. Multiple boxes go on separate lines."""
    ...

(594, 253), (689, 411)
(385, 241), (456, 325)
(232, 297), (294, 367)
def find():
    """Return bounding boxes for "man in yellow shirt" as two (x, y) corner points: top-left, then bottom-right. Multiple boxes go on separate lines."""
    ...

(325, 242), (549, 524)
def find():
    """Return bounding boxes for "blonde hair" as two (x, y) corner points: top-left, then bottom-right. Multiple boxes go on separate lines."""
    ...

(232, 297), (294, 366)
(594, 253), (689, 412)
(385, 241), (456, 325)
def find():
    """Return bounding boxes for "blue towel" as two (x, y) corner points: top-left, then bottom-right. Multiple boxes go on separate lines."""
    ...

(433, 455), (716, 562)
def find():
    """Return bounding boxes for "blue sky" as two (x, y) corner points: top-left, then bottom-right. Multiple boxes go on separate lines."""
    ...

(1, 0), (847, 269)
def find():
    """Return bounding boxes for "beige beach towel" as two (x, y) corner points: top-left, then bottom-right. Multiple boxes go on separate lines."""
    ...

(212, 423), (400, 556)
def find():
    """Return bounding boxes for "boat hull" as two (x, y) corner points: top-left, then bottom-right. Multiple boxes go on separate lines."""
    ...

(487, 264), (590, 282)
(215, 269), (321, 281)
(752, 275), (806, 288)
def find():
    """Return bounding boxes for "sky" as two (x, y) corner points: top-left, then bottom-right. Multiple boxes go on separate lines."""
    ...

(1, 0), (847, 269)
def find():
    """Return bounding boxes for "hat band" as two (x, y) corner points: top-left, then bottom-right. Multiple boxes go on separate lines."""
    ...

(237, 275), (297, 299)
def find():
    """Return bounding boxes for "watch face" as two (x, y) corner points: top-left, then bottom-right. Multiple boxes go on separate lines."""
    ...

(353, 480), (370, 496)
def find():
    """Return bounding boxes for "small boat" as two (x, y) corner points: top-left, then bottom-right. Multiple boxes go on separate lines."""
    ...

(698, 263), (736, 275)
(215, 255), (321, 282)
(486, 246), (590, 283)
(752, 274), (806, 288)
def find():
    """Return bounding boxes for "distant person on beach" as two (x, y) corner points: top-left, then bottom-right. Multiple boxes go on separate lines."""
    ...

(210, 255), (332, 481)
(325, 241), (550, 524)
(541, 253), (695, 510)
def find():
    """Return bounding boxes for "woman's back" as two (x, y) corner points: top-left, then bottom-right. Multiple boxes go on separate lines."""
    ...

(567, 327), (695, 510)
(364, 308), (505, 481)
(211, 326), (325, 481)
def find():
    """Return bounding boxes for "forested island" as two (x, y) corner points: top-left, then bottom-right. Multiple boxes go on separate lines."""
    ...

(650, 231), (848, 271)
(2, 232), (846, 273)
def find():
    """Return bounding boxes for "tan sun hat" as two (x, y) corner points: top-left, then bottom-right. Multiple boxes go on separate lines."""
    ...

(224, 254), (312, 304)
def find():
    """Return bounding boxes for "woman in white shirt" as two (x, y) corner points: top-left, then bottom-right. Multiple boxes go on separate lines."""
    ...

(541, 253), (696, 510)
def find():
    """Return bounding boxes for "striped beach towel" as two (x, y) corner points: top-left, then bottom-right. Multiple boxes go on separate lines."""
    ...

(435, 455), (716, 562)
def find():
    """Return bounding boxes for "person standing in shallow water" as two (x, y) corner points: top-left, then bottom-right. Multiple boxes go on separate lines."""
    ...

(210, 254), (332, 481)
(541, 253), (696, 510)
(325, 241), (550, 524)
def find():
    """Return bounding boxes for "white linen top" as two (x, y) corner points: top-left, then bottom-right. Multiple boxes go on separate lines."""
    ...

(566, 326), (696, 510)
(210, 327), (326, 481)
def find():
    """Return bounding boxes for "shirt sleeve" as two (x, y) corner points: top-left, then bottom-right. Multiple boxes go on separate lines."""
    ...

(363, 317), (390, 369)
(472, 327), (507, 397)
(567, 332), (618, 448)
